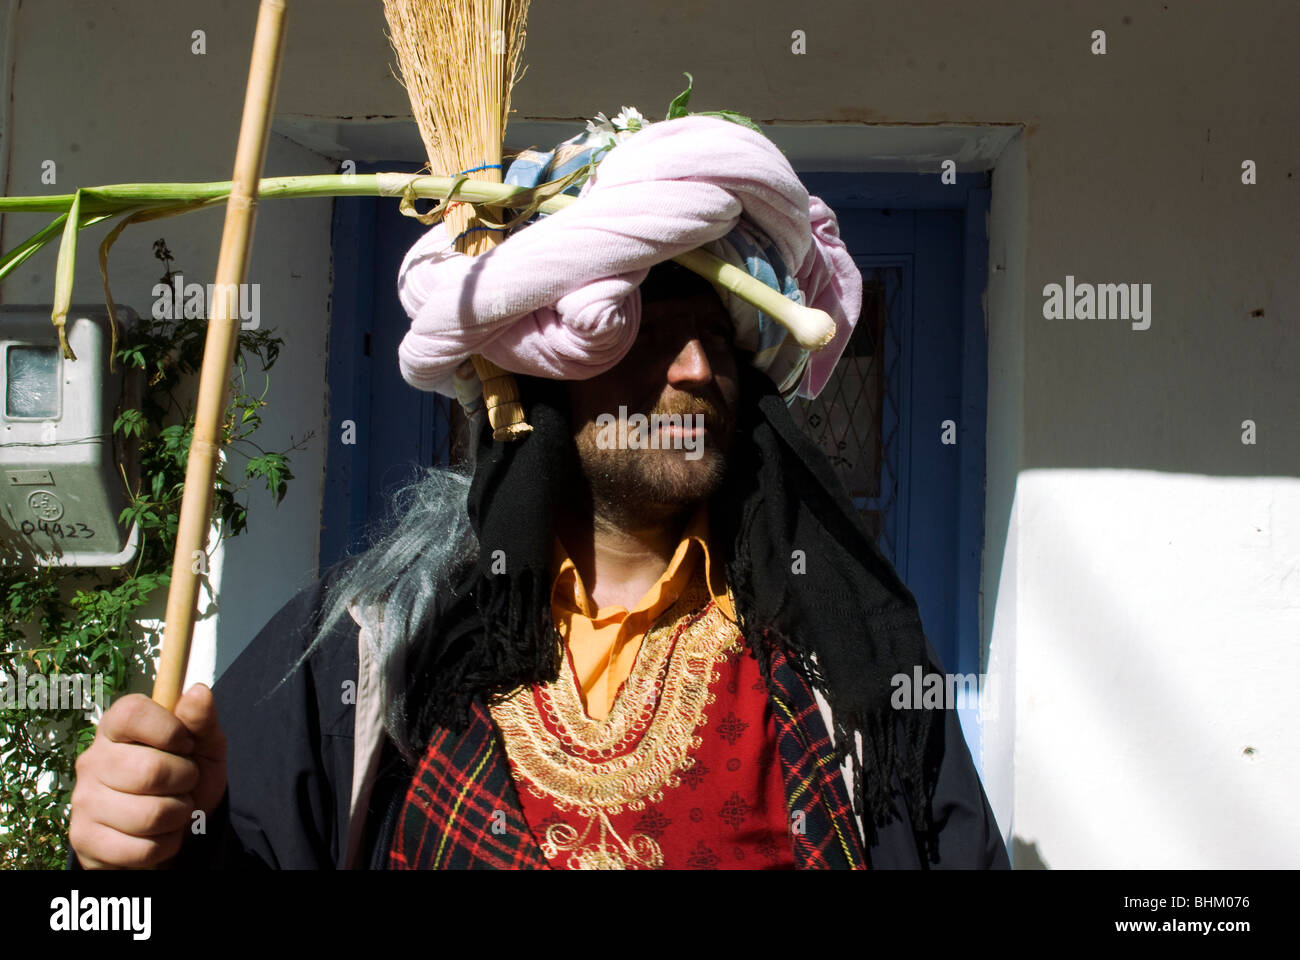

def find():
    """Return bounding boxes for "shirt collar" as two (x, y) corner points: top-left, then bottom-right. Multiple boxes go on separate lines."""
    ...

(551, 501), (735, 622)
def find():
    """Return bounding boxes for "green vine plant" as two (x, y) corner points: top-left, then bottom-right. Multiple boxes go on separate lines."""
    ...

(0, 239), (311, 868)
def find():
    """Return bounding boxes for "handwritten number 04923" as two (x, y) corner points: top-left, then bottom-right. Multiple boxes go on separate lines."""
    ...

(19, 520), (94, 539)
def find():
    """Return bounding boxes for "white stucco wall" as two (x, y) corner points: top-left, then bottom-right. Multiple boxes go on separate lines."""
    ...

(0, 0), (336, 688)
(1015, 470), (1300, 868)
(2, 0), (1296, 868)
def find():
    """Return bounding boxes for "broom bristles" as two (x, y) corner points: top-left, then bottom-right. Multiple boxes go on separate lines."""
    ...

(384, 0), (534, 437)
(383, 0), (529, 255)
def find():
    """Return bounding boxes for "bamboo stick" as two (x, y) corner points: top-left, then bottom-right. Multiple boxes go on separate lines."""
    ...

(152, 0), (289, 711)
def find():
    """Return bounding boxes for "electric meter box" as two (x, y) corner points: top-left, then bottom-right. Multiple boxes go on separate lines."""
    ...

(1, 304), (141, 567)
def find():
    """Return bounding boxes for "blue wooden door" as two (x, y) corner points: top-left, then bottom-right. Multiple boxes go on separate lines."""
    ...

(320, 162), (467, 564)
(797, 172), (990, 763)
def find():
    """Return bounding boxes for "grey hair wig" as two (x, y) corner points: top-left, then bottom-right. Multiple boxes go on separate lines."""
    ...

(289, 436), (483, 761)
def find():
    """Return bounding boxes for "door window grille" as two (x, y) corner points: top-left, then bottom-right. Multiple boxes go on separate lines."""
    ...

(787, 265), (902, 565)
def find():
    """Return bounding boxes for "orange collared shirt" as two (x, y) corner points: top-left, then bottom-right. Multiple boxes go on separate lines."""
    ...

(550, 503), (735, 721)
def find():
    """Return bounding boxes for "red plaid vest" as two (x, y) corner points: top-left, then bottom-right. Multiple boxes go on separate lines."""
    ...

(387, 584), (866, 870)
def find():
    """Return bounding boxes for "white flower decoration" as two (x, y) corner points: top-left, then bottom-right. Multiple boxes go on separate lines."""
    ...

(611, 106), (647, 133)
(584, 111), (614, 137)
(583, 111), (618, 153)
(583, 105), (651, 157)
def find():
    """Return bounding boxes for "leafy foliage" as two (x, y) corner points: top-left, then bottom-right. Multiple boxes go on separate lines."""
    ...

(0, 248), (308, 867)
(664, 72), (765, 134)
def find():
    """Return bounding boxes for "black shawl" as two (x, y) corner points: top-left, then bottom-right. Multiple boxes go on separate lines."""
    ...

(402, 361), (946, 854)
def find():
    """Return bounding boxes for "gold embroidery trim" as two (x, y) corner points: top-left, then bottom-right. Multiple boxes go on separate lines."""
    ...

(488, 576), (742, 869)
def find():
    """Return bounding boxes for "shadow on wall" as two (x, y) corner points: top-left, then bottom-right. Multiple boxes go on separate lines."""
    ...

(1013, 836), (1049, 869)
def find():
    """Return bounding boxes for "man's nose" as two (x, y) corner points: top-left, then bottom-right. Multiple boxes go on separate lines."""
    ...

(666, 336), (713, 386)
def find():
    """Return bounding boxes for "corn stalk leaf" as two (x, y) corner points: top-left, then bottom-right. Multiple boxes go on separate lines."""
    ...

(0, 214), (68, 284)
(0, 211), (112, 285)
(97, 198), (225, 373)
(51, 189), (83, 360)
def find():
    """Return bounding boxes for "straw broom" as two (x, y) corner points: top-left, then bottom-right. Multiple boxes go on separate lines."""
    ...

(151, 0), (289, 710)
(382, 0), (534, 441)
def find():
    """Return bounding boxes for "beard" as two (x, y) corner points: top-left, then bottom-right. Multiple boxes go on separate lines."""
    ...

(572, 396), (735, 518)
(579, 441), (729, 512)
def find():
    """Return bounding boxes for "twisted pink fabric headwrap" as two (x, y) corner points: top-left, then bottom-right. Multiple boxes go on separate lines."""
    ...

(396, 115), (861, 403)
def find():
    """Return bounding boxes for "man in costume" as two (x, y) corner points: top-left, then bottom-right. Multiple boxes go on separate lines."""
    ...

(68, 112), (1009, 870)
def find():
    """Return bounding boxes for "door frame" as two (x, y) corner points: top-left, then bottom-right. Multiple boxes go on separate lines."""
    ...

(804, 172), (990, 675)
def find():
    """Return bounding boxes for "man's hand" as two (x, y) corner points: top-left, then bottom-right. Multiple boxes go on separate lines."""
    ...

(68, 683), (227, 869)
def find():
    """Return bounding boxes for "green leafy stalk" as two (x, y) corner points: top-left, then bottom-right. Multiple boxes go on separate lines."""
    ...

(0, 173), (567, 214)
(0, 215), (69, 284)
(0, 173), (584, 312)
(51, 189), (82, 360)
(0, 174), (586, 361)
(0, 212), (115, 285)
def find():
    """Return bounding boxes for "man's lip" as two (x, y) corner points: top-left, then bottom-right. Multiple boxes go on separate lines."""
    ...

(652, 413), (712, 430)
(658, 422), (706, 436)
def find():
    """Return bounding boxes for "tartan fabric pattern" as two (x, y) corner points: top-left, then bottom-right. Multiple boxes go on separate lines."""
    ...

(764, 644), (868, 869)
(390, 624), (868, 869)
(388, 701), (548, 870)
